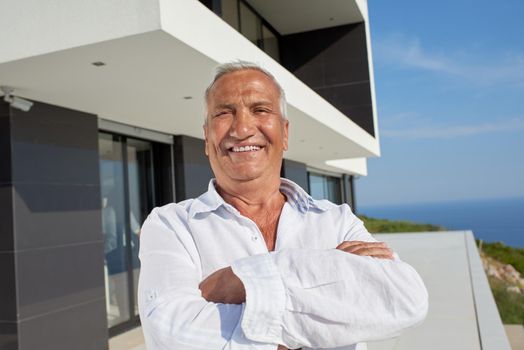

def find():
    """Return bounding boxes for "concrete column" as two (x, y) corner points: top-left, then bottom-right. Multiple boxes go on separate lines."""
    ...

(173, 135), (214, 201)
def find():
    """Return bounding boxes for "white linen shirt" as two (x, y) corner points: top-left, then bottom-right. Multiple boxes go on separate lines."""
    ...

(138, 178), (428, 350)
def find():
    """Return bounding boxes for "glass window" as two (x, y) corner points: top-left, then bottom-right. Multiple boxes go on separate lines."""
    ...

(99, 133), (131, 328)
(308, 172), (342, 204)
(239, 2), (261, 46)
(126, 138), (155, 315)
(99, 133), (159, 329)
(262, 24), (279, 61)
(221, 0), (239, 30)
(309, 173), (325, 201)
(326, 176), (342, 204)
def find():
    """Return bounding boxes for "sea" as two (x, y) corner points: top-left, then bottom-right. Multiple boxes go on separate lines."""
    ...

(359, 197), (524, 248)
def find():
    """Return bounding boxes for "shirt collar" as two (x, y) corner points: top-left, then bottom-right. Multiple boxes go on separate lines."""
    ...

(189, 178), (331, 218)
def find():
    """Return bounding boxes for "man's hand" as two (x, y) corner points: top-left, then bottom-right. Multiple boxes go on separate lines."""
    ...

(199, 266), (246, 304)
(336, 241), (394, 260)
(200, 269), (294, 349)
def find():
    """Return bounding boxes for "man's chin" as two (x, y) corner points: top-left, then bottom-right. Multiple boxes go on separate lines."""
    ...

(230, 173), (263, 182)
(225, 168), (266, 182)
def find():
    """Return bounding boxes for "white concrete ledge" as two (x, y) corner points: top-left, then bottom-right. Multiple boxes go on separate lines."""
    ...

(370, 231), (511, 350)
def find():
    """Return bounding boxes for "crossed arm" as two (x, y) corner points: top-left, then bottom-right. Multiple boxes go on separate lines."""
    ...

(199, 241), (394, 304)
(199, 241), (396, 350)
(138, 208), (428, 350)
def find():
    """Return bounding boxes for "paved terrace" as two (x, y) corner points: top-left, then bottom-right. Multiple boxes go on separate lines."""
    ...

(110, 231), (514, 350)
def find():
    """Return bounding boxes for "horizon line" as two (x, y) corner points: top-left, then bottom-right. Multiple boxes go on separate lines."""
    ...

(359, 195), (524, 208)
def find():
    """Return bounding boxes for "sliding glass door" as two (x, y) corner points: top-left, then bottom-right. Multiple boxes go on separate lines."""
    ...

(98, 132), (157, 333)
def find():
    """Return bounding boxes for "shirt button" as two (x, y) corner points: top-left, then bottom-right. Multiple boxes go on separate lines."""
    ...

(251, 236), (258, 241)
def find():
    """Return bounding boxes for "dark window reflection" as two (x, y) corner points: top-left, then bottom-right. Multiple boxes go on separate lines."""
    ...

(99, 133), (157, 327)
(239, 2), (261, 46)
(262, 24), (279, 61)
(99, 133), (131, 327)
(221, 0), (239, 30)
(308, 172), (342, 204)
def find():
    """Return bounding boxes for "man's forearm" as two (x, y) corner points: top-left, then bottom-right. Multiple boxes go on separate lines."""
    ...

(200, 241), (393, 304)
(225, 246), (427, 348)
(200, 241), (427, 350)
(199, 266), (246, 304)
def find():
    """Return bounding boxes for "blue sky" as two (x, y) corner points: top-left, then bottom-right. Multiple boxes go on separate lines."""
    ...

(358, 0), (524, 206)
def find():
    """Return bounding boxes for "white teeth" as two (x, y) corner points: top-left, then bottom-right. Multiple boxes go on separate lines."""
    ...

(231, 145), (261, 152)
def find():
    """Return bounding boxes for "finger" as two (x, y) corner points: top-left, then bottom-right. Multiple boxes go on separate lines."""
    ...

(338, 242), (388, 253)
(337, 241), (387, 250)
(371, 254), (395, 260)
(351, 246), (393, 257)
(336, 241), (362, 249)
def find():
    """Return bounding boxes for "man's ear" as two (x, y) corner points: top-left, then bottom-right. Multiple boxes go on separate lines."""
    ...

(203, 123), (209, 156)
(282, 119), (289, 151)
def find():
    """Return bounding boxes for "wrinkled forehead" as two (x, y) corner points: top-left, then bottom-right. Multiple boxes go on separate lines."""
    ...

(207, 70), (280, 105)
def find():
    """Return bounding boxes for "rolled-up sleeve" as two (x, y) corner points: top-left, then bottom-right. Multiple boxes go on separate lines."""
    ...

(138, 207), (277, 350)
(230, 254), (287, 344)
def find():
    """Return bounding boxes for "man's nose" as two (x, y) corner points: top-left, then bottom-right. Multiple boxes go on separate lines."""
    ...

(230, 108), (256, 139)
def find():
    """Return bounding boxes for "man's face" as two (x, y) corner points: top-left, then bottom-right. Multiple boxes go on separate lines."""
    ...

(204, 69), (289, 185)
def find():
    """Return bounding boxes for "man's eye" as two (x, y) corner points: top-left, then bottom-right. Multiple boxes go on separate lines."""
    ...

(254, 108), (270, 114)
(214, 111), (231, 117)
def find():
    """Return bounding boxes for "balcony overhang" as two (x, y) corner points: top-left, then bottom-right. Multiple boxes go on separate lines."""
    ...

(0, 0), (380, 175)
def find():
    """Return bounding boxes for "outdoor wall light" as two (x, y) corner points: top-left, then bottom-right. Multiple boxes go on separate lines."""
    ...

(1, 86), (34, 112)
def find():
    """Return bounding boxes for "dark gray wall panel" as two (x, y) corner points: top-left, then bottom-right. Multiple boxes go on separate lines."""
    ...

(281, 159), (308, 192)
(280, 23), (375, 136)
(13, 183), (102, 250)
(0, 322), (17, 350)
(9, 102), (99, 185)
(174, 135), (214, 201)
(315, 82), (372, 109)
(343, 174), (356, 212)
(16, 242), (105, 319)
(0, 186), (14, 252)
(17, 298), (108, 350)
(153, 143), (175, 205)
(0, 102), (12, 185)
(0, 252), (17, 322)
(315, 83), (373, 134)
(2, 99), (108, 349)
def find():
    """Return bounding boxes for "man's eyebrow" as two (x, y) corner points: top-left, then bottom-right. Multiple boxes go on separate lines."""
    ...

(249, 101), (273, 108)
(213, 103), (235, 110)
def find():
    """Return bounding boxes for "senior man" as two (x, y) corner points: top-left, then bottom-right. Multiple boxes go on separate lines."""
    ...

(138, 61), (428, 350)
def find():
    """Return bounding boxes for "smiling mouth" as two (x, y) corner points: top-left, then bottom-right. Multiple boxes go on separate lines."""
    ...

(229, 145), (262, 153)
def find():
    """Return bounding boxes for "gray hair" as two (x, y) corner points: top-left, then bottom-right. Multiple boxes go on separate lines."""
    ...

(204, 60), (287, 121)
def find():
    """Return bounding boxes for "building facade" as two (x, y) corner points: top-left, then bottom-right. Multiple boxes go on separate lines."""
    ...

(0, 0), (380, 349)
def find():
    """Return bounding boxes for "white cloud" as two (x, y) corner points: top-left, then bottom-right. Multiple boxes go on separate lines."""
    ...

(381, 118), (524, 139)
(374, 34), (524, 87)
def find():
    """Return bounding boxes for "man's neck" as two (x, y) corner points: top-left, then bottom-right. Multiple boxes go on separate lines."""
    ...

(215, 175), (285, 215)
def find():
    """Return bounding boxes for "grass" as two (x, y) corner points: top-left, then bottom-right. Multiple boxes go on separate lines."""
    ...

(359, 214), (445, 233)
(488, 276), (524, 324)
(479, 241), (524, 324)
(479, 240), (524, 275)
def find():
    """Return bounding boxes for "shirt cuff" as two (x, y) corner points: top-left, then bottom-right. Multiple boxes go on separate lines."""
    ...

(231, 253), (286, 344)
